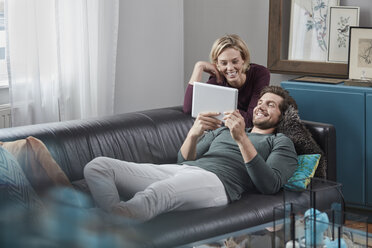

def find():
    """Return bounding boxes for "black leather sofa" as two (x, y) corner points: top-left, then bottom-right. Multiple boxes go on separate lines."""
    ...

(0, 106), (340, 247)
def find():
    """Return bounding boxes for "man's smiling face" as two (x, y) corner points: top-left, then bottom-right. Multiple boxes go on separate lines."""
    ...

(252, 93), (283, 130)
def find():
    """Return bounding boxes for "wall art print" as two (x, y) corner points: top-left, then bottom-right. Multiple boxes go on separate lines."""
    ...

(288, 0), (340, 62)
(348, 27), (372, 80)
(328, 6), (360, 63)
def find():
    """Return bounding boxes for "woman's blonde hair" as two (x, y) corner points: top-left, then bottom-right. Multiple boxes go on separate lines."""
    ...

(210, 34), (251, 72)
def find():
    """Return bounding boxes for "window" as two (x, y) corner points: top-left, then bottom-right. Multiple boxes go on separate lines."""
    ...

(0, 0), (8, 87)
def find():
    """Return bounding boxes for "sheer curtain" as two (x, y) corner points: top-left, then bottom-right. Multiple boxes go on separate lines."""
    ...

(6, 0), (119, 126)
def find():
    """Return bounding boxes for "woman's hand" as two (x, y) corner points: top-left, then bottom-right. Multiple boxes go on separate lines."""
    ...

(188, 61), (223, 85)
(188, 112), (222, 138)
(223, 110), (246, 142)
(198, 62), (222, 83)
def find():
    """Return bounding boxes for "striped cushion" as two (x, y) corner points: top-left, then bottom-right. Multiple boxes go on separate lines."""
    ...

(0, 146), (43, 210)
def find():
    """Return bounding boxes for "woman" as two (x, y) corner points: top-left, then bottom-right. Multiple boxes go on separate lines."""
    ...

(183, 34), (270, 127)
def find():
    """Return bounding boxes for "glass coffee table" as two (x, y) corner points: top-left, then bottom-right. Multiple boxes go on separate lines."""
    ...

(177, 221), (276, 248)
(180, 179), (371, 248)
(178, 219), (371, 248)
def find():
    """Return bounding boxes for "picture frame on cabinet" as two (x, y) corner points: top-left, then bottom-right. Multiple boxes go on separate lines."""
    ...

(327, 6), (360, 63)
(288, 0), (340, 62)
(348, 27), (372, 81)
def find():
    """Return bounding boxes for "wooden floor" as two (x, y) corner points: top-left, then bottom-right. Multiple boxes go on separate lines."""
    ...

(345, 220), (372, 233)
(344, 220), (372, 247)
(344, 207), (372, 234)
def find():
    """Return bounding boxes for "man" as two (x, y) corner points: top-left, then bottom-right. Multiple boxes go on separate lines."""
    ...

(84, 86), (298, 222)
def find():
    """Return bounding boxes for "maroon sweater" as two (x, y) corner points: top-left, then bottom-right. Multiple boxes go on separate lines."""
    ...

(183, 63), (270, 127)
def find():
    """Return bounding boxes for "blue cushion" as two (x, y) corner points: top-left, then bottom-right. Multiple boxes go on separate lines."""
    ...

(0, 146), (43, 210)
(285, 154), (321, 190)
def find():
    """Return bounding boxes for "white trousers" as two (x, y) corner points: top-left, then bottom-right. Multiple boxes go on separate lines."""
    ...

(84, 157), (228, 221)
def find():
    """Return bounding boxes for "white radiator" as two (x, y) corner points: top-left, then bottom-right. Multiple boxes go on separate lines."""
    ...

(0, 104), (11, 128)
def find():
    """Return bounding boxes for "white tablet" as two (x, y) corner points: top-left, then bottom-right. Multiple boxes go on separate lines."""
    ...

(191, 82), (238, 121)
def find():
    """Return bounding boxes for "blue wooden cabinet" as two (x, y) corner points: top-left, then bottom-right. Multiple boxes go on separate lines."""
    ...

(367, 93), (372, 208)
(281, 81), (372, 210)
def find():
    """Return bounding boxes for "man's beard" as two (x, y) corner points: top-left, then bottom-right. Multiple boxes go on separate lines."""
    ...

(252, 119), (278, 130)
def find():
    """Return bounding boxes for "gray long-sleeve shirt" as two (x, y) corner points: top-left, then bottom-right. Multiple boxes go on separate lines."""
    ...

(177, 127), (297, 202)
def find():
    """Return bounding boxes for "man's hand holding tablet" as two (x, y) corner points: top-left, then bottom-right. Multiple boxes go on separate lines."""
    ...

(191, 82), (238, 122)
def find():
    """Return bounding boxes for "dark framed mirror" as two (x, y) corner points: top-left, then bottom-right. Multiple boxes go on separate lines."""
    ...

(267, 0), (348, 78)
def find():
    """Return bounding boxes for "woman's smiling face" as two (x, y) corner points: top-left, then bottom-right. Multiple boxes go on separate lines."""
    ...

(216, 48), (246, 88)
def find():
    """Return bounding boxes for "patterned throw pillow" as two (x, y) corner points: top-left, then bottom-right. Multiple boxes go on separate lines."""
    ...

(0, 146), (44, 210)
(0, 136), (72, 196)
(285, 154), (321, 190)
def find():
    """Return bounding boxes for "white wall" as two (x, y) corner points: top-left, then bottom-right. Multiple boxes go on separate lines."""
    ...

(183, 0), (295, 87)
(114, 0), (291, 116)
(114, 0), (184, 114)
(342, 0), (372, 25)
(183, 0), (372, 87)
(114, 0), (372, 114)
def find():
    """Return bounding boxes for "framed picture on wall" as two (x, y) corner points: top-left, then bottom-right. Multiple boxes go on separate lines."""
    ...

(348, 27), (372, 80)
(328, 6), (360, 63)
(288, 0), (339, 62)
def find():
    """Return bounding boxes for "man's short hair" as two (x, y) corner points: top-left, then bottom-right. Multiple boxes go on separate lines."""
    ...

(259, 85), (297, 117)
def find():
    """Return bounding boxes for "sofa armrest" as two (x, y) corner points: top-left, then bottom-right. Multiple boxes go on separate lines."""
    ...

(302, 120), (336, 181)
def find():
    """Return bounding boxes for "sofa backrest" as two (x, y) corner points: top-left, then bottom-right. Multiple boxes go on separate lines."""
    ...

(0, 106), (335, 182)
(0, 106), (193, 181)
(303, 120), (336, 181)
